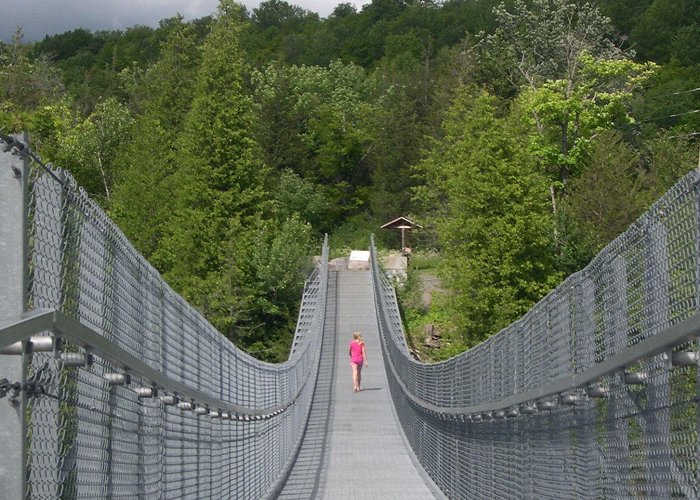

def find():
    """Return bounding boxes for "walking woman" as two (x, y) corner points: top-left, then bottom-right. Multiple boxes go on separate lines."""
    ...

(349, 331), (368, 392)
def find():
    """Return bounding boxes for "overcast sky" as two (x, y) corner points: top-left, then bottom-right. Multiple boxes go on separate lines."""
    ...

(3, 0), (367, 42)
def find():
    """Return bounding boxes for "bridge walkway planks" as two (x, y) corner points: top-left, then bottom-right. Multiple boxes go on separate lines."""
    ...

(279, 268), (439, 499)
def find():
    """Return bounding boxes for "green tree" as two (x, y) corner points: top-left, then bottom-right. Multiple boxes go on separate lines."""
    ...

(414, 88), (559, 345)
(226, 215), (314, 359)
(0, 29), (64, 130)
(111, 16), (201, 259)
(271, 169), (333, 231)
(366, 80), (424, 225)
(148, 0), (324, 360)
(252, 60), (376, 229)
(158, 0), (267, 284)
(481, 0), (624, 90)
(518, 55), (656, 185)
(630, 0), (700, 63)
(597, 0), (652, 37)
(629, 64), (700, 141)
(53, 97), (134, 204)
(244, 0), (322, 66)
(34, 24), (170, 114)
(557, 130), (699, 273)
(559, 132), (647, 262)
(642, 131), (699, 198)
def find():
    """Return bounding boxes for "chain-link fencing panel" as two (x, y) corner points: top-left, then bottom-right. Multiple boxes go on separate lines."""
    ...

(371, 170), (700, 499)
(20, 164), (328, 499)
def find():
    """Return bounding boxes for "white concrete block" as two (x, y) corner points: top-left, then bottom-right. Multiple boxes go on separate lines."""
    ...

(348, 250), (370, 270)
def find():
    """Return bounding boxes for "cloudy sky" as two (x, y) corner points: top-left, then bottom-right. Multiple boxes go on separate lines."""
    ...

(3, 0), (367, 42)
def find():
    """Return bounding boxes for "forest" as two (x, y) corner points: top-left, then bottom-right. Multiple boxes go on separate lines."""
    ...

(1, 0), (698, 361)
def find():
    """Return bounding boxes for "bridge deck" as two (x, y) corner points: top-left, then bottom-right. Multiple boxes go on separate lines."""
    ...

(279, 269), (439, 499)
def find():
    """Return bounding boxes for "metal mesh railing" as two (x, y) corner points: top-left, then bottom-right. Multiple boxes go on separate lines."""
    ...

(371, 170), (700, 499)
(1, 152), (328, 498)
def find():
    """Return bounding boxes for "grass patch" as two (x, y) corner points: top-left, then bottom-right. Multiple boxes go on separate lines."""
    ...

(409, 251), (440, 271)
(402, 294), (467, 362)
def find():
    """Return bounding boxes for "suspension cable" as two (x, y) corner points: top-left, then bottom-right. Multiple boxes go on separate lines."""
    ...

(0, 131), (64, 184)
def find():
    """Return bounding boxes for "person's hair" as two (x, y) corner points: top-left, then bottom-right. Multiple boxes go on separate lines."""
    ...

(353, 331), (363, 343)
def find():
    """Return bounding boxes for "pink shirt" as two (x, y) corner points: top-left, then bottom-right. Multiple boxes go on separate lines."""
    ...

(349, 340), (364, 364)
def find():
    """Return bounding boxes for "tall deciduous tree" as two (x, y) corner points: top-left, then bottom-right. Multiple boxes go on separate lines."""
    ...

(517, 55), (656, 185)
(252, 60), (376, 229)
(55, 97), (134, 204)
(482, 0), (657, 267)
(481, 0), (624, 90)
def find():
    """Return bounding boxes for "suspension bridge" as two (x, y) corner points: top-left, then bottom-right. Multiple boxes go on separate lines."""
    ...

(1, 134), (699, 499)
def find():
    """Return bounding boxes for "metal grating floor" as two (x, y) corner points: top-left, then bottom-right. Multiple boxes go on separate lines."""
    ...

(279, 269), (439, 499)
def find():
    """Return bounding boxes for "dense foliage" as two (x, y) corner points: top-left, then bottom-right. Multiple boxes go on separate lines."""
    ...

(1, 0), (698, 359)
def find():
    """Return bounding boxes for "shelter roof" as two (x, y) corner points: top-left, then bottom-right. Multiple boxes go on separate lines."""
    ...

(380, 216), (422, 230)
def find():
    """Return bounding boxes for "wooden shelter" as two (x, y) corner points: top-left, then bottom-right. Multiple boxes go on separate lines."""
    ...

(380, 216), (422, 255)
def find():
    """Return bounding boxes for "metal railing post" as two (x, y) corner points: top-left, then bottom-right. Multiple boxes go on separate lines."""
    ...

(0, 133), (29, 500)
